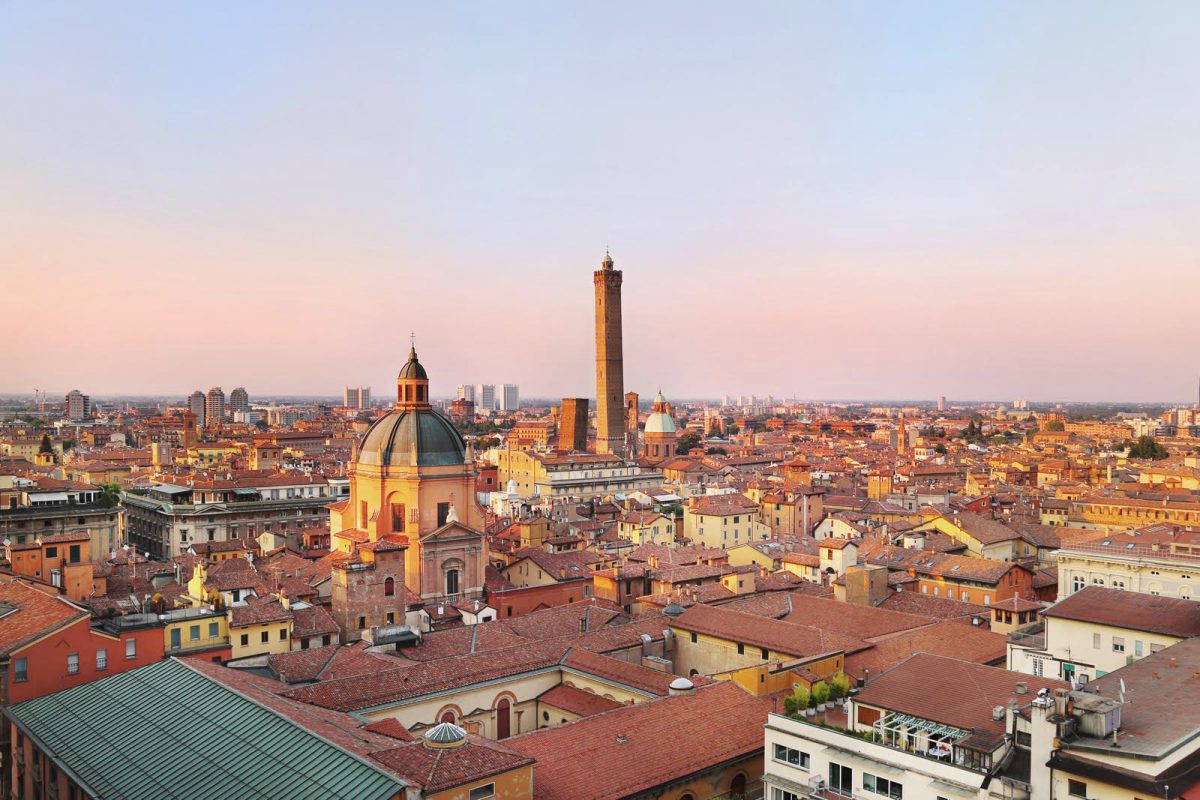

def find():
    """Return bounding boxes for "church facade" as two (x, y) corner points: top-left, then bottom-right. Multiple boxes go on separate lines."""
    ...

(328, 346), (488, 636)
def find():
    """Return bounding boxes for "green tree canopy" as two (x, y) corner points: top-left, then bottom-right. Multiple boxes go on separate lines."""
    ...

(1127, 436), (1169, 460)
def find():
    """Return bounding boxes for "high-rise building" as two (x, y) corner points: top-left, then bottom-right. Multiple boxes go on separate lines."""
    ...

(499, 384), (520, 412)
(343, 386), (371, 410)
(456, 384), (475, 404)
(475, 384), (496, 412)
(188, 390), (206, 427)
(937, 395), (946, 412)
(63, 389), (91, 421)
(229, 387), (249, 415)
(594, 250), (625, 456)
(559, 398), (589, 452)
(205, 387), (225, 428)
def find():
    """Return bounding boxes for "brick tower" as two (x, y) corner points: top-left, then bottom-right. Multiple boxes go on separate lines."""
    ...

(594, 250), (626, 456)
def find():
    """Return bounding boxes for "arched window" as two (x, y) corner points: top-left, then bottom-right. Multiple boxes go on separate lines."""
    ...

(496, 698), (511, 739)
(384, 577), (395, 597)
(446, 569), (460, 596)
(440, 711), (455, 723)
(730, 773), (747, 796)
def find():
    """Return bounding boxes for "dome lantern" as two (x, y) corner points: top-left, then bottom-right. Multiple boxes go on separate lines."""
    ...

(396, 344), (430, 408)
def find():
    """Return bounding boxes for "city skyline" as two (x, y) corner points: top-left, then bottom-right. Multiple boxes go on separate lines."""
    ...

(4, 2), (1199, 401)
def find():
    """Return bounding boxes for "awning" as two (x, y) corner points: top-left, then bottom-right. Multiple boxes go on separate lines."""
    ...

(29, 492), (68, 503)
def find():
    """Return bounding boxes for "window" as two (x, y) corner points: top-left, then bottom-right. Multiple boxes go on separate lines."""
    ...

(437, 502), (451, 527)
(125, 639), (136, 659)
(468, 785), (496, 800)
(280, 628), (288, 640)
(190, 625), (200, 641)
(1072, 575), (1085, 593)
(983, 594), (990, 605)
(67, 653), (79, 675)
(45, 546), (58, 558)
(773, 744), (810, 768)
(773, 791), (801, 800)
(863, 773), (903, 799)
(1031, 658), (1043, 677)
(1112, 637), (1125, 653)
(260, 631), (270, 643)
(240, 634), (249, 647)
(690, 632), (697, 643)
(14, 657), (27, 682)
(96, 649), (107, 670)
(1068, 779), (1088, 798)
(69, 544), (81, 563)
(390, 503), (405, 532)
(761, 647), (770, 659)
(358, 616), (367, 630)
(384, 577), (395, 597)
(209, 622), (219, 638)
(1093, 633), (1101, 649)
(737, 643), (745, 655)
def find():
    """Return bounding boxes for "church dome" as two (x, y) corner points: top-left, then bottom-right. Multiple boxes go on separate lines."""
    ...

(644, 391), (676, 435)
(357, 409), (466, 468)
(357, 344), (465, 468)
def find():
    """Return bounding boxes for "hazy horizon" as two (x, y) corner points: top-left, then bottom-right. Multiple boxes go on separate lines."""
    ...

(3, 2), (1198, 402)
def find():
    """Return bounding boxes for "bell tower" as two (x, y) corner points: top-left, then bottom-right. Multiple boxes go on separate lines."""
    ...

(594, 250), (626, 456)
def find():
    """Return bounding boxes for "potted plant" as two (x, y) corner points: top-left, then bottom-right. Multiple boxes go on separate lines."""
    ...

(783, 685), (810, 718)
(812, 680), (831, 711)
(829, 672), (852, 708)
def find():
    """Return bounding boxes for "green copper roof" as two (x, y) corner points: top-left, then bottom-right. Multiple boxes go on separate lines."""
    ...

(7, 659), (406, 800)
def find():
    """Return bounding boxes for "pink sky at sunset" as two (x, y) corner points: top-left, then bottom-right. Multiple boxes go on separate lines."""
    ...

(2, 2), (1198, 402)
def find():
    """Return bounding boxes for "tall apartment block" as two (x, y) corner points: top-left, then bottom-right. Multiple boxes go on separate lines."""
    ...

(344, 386), (371, 410)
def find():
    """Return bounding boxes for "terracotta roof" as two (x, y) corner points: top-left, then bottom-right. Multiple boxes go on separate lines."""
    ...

(370, 734), (533, 793)
(537, 683), (623, 717)
(844, 620), (1007, 682)
(855, 653), (1066, 745)
(290, 604), (339, 637)
(780, 594), (941, 641)
(0, 579), (88, 656)
(230, 596), (293, 627)
(672, 603), (870, 658)
(504, 682), (769, 800)
(561, 647), (685, 696)
(1042, 586), (1200, 638)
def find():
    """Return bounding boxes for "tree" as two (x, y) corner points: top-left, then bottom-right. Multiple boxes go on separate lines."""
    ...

(97, 482), (121, 508)
(676, 432), (702, 454)
(62, 439), (76, 452)
(705, 446), (728, 456)
(1044, 420), (1065, 432)
(1127, 435), (1169, 460)
(811, 680), (831, 707)
(38, 434), (53, 454)
(934, 443), (947, 455)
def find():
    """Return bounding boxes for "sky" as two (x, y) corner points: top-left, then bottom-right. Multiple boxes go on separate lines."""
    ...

(2, 1), (1198, 403)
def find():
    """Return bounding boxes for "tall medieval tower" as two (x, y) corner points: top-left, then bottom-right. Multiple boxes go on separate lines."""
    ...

(594, 250), (626, 456)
